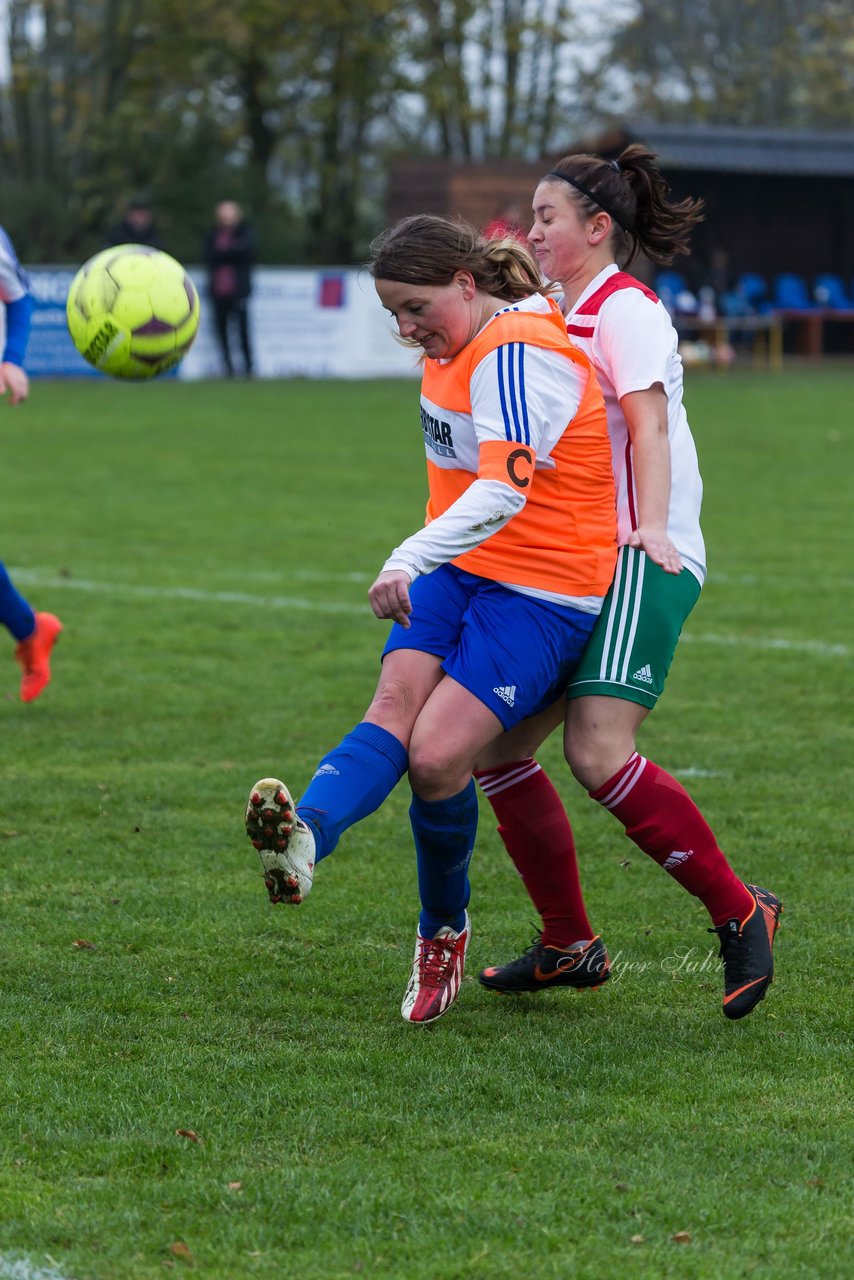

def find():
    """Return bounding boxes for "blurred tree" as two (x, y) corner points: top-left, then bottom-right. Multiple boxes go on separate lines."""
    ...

(0, 0), (242, 260)
(401, 0), (588, 160)
(601, 0), (854, 128)
(269, 0), (412, 262)
(0, 0), (851, 264)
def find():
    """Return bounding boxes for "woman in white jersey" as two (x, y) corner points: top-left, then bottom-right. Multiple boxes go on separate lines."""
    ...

(474, 148), (782, 1021)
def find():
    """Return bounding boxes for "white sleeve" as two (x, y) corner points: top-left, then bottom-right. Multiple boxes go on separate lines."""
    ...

(468, 343), (583, 456)
(0, 230), (27, 304)
(596, 292), (674, 398)
(382, 478), (525, 579)
(382, 338), (583, 580)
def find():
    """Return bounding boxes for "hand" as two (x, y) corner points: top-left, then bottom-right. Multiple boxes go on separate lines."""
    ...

(627, 527), (683, 575)
(0, 362), (29, 406)
(369, 569), (413, 627)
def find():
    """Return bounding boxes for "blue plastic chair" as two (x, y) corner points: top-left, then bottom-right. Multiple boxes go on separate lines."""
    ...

(814, 273), (854, 309)
(736, 273), (769, 307)
(773, 273), (815, 310)
(654, 270), (687, 302)
(728, 272), (772, 315)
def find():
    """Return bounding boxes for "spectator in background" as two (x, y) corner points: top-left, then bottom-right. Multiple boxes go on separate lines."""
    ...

(0, 223), (63, 701)
(203, 200), (256, 378)
(105, 196), (162, 249)
(483, 200), (529, 245)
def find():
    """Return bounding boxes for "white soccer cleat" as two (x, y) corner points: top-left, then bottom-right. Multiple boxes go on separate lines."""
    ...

(401, 913), (471, 1024)
(245, 778), (316, 905)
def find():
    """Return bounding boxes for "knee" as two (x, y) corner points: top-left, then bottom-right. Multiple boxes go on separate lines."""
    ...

(409, 742), (466, 802)
(564, 738), (603, 791)
(564, 731), (630, 793)
(364, 679), (420, 744)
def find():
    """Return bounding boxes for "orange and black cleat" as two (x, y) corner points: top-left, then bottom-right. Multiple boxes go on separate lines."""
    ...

(712, 884), (782, 1020)
(479, 933), (610, 994)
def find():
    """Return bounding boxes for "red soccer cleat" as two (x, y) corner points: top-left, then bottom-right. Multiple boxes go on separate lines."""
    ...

(15, 611), (63, 703)
(401, 913), (471, 1024)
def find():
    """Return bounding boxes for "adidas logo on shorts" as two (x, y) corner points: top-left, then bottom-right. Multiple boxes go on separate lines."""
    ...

(493, 685), (517, 707)
(632, 664), (653, 685)
(663, 849), (693, 869)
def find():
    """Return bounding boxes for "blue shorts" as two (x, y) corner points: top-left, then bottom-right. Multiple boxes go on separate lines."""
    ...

(382, 563), (597, 730)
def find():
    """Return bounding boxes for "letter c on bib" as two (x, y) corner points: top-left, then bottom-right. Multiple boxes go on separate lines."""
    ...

(507, 447), (533, 488)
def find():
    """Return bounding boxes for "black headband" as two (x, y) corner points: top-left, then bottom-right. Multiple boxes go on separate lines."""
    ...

(546, 170), (631, 232)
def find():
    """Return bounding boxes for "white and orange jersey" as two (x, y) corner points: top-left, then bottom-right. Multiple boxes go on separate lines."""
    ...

(382, 293), (616, 608)
(565, 264), (706, 584)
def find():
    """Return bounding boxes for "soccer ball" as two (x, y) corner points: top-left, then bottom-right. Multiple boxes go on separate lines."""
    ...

(66, 244), (200, 379)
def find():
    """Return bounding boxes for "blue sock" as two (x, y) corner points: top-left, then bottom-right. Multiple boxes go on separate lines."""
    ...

(0, 562), (35, 642)
(296, 721), (408, 862)
(410, 781), (478, 937)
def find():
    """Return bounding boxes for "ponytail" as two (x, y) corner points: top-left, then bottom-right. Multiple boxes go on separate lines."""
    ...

(545, 145), (704, 267)
(480, 234), (544, 300)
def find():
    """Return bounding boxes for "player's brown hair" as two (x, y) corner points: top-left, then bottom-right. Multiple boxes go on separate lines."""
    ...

(369, 214), (542, 301)
(544, 144), (704, 267)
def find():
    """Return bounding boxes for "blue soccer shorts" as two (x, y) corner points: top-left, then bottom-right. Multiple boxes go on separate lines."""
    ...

(382, 563), (598, 730)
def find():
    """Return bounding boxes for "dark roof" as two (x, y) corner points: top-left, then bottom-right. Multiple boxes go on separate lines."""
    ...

(627, 122), (854, 177)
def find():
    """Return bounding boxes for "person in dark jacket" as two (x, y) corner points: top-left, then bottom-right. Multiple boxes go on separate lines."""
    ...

(203, 201), (256, 377)
(105, 196), (162, 249)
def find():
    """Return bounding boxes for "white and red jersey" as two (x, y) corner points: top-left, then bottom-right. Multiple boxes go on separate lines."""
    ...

(565, 264), (706, 584)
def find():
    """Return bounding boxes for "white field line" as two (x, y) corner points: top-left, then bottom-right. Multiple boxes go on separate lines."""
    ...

(10, 569), (850, 657)
(245, 568), (854, 590)
(672, 768), (724, 779)
(0, 1257), (77, 1280)
(10, 570), (368, 616)
(679, 631), (848, 658)
(709, 572), (854, 589)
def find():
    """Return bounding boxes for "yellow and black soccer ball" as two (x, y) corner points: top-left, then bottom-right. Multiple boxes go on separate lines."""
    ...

(66, 244), (200, 379)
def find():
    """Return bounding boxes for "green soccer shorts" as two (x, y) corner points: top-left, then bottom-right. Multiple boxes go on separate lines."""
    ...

(567, 545), (702, 709)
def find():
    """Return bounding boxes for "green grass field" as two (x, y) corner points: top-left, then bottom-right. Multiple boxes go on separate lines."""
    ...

(0, 369), (851, 1280)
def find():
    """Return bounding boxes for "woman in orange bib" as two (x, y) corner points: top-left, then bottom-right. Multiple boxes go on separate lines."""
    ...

(246, 215), (616, 1025)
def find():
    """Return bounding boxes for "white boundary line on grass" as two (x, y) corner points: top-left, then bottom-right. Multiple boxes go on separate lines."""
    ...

(679, 632), (848, 657)
(246, 567), (854, 590)
(10, 570), (367, 616)
(709, 571), (854, 589)
(9, 569), (850, 657)
(0, 1257), (77, 1280)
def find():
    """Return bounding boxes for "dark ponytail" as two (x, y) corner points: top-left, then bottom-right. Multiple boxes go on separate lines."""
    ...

(545, 144), (704, 267)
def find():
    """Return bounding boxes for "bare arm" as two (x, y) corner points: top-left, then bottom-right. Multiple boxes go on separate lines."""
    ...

(620, 385), (683, 575)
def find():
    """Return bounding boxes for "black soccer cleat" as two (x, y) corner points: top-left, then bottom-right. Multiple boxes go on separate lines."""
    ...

(711, 884), (782, 1020)
(479, 933), (610, 993)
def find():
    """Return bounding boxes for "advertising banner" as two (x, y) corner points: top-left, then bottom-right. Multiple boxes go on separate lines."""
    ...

(22, 266), (421, 381)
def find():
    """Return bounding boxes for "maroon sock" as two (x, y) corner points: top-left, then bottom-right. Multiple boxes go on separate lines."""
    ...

(590, 752), (753, 925)
(476, 758), (593, 947)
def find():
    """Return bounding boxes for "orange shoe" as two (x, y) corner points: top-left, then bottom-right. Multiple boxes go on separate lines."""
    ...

(15, 611), (63, 702)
